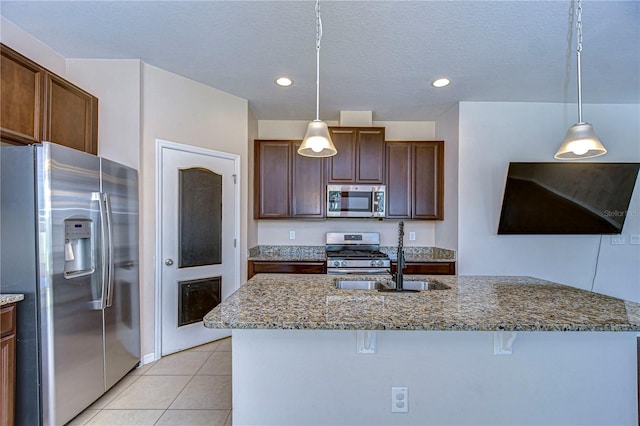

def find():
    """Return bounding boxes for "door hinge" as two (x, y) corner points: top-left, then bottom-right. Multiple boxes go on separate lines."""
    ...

(234, 239), (237, 248)
(232, 174), (237, 184)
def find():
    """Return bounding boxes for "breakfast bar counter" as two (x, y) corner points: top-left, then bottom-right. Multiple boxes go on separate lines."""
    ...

(203, 274), (640, 332)
(204, 275), (639, 425)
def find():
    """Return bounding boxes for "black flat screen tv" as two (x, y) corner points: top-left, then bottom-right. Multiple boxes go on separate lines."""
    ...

(498, 162), (640, 235)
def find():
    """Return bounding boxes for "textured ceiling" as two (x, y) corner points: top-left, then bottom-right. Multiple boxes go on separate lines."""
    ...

(1, 1), (638, 121)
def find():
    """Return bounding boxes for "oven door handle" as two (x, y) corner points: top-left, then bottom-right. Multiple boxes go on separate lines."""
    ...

(327, 268), (390, 274)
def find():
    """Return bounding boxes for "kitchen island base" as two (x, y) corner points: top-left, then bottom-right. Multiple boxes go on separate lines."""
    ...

(231, 329), (636, 425)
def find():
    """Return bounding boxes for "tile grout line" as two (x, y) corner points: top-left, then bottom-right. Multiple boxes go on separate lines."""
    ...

(71, 338), (232, 425)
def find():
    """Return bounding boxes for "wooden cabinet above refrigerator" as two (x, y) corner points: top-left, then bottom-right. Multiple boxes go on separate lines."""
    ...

(1, 44), (98, 154)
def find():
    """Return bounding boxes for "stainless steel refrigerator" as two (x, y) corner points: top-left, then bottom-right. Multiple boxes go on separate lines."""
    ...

(0, 142), (140, 425)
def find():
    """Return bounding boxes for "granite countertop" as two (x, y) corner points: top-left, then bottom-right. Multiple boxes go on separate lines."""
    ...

(248, 245), (456, 262)
(1, 294), (25, 306)
(248, 245), (326, 262)
(204, 274), (640, 332)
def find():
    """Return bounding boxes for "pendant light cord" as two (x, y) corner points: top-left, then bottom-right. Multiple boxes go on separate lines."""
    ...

(315, 0), (322, 122)
(576, 0), (584, 124)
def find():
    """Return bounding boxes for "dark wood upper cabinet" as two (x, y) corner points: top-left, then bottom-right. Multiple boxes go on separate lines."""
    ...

(327, 127), (385, 184)
(254, 140), (325, 219)
(255, 141), (291, 218)
(0, 45), (44, 145)
(386, 142), (413, 218)
(1, 44), (98, 155)
(386, 141), (444, 220)
(292, 141), (326, 218)
(44, 72), (98, 155)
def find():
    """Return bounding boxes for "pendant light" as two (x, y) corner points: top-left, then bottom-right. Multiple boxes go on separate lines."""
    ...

(297, 0), (337, 158)
(555, 0), (606, 160)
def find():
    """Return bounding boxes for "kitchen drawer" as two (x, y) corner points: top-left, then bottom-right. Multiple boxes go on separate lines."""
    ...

(391, 261), (455, 275)
(248, 260), (326, 279)
(0, 304), (16, 337)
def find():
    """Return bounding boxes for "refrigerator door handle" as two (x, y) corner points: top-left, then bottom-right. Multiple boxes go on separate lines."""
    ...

(93, 191), (109, 310)
(104, 193), (115, 308)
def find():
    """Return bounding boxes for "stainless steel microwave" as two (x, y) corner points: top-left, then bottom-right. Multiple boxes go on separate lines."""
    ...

(327, 185), (385, 218)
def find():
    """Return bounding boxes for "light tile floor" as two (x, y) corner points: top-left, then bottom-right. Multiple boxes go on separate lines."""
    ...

(67, 337), (232, 426)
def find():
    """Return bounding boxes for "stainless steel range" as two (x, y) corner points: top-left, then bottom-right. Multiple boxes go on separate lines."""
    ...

(325, 232), (391, 274)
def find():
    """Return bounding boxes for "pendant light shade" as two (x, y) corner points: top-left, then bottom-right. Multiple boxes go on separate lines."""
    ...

(298, 120), (337, 157)
(297, 0), (337, 158)
(555, 122), (606, 160)
(554, 0), (606, 160)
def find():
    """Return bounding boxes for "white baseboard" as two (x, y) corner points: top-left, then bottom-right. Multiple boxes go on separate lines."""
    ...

(141, 352), (157, 365)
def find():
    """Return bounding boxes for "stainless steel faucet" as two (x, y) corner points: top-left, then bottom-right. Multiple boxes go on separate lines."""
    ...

(395, 221), (405, 290)
(380, 221), (418, 293)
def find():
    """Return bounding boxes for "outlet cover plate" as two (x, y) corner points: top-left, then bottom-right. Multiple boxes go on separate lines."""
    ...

(391, 387), (408, 413)
(611, 235), (625, 245)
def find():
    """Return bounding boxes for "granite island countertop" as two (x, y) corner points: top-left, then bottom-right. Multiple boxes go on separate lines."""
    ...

(204, 274), (640, 332)
(1, 294), (24, 306)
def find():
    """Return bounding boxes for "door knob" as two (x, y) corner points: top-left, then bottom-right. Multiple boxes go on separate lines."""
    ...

(165, 258), (174, 266)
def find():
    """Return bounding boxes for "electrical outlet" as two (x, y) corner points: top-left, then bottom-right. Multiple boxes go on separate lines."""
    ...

(630, 234), (640, 245)
(409, 232), (416, 241)
(611, 235), (625, 245)
(391, 387), (408, 413)
(289, 230), (295, 240)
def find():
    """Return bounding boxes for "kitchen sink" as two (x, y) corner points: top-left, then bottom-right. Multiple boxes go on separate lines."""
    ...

(334, 279), (449, 291)
(402, 280), (449, 291)
(334, 280), (390, 290)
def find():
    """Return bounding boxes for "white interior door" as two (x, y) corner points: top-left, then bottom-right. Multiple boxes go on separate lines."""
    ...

(158, 140), (239, 356)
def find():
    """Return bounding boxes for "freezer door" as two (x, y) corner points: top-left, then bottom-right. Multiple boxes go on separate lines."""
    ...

(38, 142), (106, 426)
(101, 158), (141, 389)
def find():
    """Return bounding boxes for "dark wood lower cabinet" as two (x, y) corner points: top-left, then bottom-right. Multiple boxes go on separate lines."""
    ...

(391, 261), (456, 275)
(0, 303), (17, 426)
(248, 261), (326, 279)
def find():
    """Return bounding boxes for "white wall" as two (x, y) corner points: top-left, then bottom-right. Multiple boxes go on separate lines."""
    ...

(66, 59), (142, 170)
(233, 329), (637, 425)
(458, 102), (640, 302)
(255, 119), (439, 247)
(140, 64), (249, 358)
(0, 17), (66, 75)
(247, 108), (259, 251)
(435, 104), (460, 251)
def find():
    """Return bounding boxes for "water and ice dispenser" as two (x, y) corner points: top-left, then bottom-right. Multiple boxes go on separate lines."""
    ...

(64, 218), (94, 278)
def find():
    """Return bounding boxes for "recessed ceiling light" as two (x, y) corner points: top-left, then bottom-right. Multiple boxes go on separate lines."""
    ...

(276, 77), (293, 87)
(431, 78), (451, 88)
